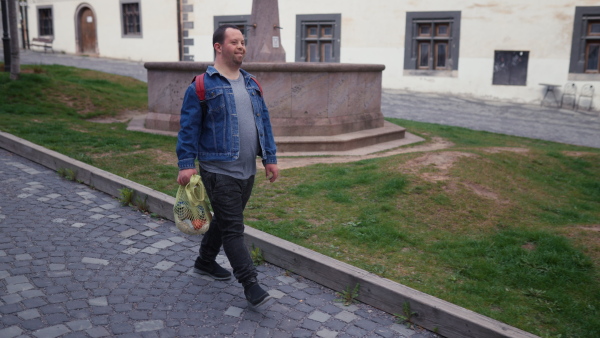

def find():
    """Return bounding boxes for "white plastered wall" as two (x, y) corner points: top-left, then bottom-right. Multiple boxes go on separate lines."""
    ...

(187, 0), (599, 107)
(27, 0), (178, 62)
(23, 0), (600, 108)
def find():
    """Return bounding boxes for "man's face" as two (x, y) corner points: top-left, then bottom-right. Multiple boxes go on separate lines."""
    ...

(216, 28), (246, 66)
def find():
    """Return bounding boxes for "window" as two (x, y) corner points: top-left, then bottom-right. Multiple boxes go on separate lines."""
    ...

(38, 7), (53, 36)
(492, 51), (529, 86)
(404, 11), (461, 73)
(295, 14), (341, 63)
(585, 19), (600, 72)
(214, 15), (251, 41)
(121, 1), (141, 37)
(569, 7), (600, 76)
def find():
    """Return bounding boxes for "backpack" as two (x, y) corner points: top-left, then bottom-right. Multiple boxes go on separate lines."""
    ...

(192, 73), (263, 102)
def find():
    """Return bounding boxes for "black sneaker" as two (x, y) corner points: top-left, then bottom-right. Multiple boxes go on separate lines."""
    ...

(243, 278), (271, 308)
(194, 258), (232, 280)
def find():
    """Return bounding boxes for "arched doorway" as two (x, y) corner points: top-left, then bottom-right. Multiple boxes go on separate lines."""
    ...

(76, 5), (97, 54)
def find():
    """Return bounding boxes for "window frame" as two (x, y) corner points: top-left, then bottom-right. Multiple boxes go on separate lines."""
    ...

(37, 6), (53, 37)
(213, 15), (251, 43)
(120, 0), (142, 38)
(404, 11), (461, 75)
(295, 14), (341, 63)
(492, 50), (530, 86)
(569, 7), (600, 78)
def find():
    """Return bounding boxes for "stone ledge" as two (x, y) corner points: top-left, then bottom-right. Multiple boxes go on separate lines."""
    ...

(144, 61), (385, 73)
(0, 131), (538, 338)
(129, 115), (408, 154)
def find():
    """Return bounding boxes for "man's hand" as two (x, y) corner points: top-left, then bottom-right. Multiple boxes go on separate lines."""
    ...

(265, 164), (279, 183)
(177, 168), (197, 186)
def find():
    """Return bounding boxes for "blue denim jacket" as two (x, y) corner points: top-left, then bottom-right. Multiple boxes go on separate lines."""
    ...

(176, 66), (277, 170)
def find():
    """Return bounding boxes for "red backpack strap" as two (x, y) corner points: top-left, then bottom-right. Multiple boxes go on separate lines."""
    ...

(251, 77), (263, 96)
(193, 73), (206, 101)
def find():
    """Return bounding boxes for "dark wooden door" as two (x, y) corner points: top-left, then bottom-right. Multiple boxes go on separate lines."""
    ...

(79, 8), (97, 54)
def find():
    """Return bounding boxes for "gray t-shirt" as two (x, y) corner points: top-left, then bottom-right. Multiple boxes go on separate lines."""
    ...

(201, 73), (259, 179)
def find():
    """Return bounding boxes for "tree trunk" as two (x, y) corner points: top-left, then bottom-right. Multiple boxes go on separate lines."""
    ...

(8, 0), (19, 80)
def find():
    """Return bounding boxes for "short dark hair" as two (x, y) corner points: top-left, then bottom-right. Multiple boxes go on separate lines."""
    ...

(213, 24), (242, 45)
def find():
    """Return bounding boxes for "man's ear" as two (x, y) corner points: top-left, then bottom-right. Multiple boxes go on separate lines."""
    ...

(213, 43), (221, 54)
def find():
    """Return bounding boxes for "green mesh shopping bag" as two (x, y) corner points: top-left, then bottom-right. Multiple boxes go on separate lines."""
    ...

(173, 175), (212, 235)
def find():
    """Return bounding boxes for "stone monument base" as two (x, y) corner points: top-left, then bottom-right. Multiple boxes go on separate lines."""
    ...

(142, 61), (405, 153)
(130, 114), (406, 154)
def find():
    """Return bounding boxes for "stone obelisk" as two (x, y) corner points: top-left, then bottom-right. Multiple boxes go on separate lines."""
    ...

(244, 0), (286, 62)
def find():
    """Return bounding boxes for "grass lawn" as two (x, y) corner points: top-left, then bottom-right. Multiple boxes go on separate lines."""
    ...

(1, 65), (599, 338)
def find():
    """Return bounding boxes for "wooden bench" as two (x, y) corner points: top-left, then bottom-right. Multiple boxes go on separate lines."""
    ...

(31, 37), (54, 53)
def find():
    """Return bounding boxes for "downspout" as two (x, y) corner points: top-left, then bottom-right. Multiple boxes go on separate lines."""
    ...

(1, 0), (11, 71)
(176, 0), (182, 61)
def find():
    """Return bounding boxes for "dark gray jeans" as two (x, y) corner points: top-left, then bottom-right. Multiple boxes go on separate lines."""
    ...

(199, 168), (256, 284)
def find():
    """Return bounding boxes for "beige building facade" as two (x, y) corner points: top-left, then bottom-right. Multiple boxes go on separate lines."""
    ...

(22, 0), (600, 108)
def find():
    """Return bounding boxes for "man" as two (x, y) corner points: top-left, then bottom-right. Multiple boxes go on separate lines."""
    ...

(176, 25), (279, 308)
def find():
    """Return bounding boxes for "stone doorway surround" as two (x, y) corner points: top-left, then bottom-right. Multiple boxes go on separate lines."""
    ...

(75, 5), (98, 55)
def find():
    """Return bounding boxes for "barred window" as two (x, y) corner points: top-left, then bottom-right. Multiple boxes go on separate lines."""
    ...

(121, 2), (141, 36)
(296, 14), (341, 63)
(404, 11), (461, 72)
(38, 7), (53, 36)
(569, 7), (600, 76)
(584, 19), (600, 72)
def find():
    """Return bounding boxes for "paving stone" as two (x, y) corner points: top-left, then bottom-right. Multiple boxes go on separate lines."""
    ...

(5, 275), (29, 284)
(141, 230), (159, 237)
(89, 297), (108, 306)
(16, 309), (39, 321)
(119, 229), (139, 238)
(153, 261), (175, 270)
(110, 322), (135, 335)
(355, 319), (379, 331)
(2, 294), (23, 304)
(0, 326), (23, 338)
(335, 311), (358, 323)
(224, 306), (244, 317)
(6, 282), (34, 294)
(66, 320), (93, 331)
(81, 257), (109, 266)
(152, 240), (175, 249)
(277, 276), (296, 284)
(32, 324), (71, 338)
(270, 289), (286, 299)
(22, 297), (48, 309)
(309, 310), (331, 323)
(317, 329), (339, 338)
(20, 289), (45, 299)
(141, 247), (160, 254)
(15, 254), (33, 261)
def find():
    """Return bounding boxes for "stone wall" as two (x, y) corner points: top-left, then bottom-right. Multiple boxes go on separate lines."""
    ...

(144, 62), (385, 137)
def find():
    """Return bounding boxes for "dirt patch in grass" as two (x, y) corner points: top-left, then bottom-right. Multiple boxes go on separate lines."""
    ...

(402, 151), (476, 182)
(55, 92), (95, 115)
(69, 126), (90, 134)
(87, 110), (146, 123)
(481, 147), (529, 154)
(562, 151), (596, 157)
(579, 225), (600, 232)
(521, 242), (537, 251)
(273, 136), (453, 170)
(92, 149), (176, 166)
(561, 225), (600, 265)
(462, 181), (502, 201)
